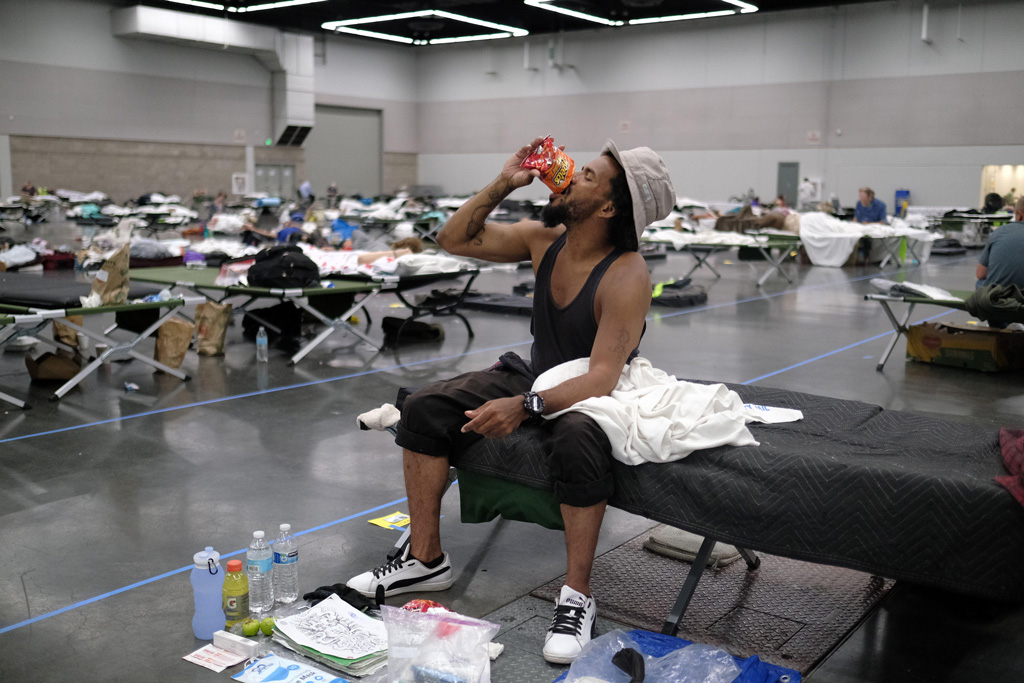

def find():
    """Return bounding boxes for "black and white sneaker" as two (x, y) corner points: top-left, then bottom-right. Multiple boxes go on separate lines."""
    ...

(346, 546), (454, 599)
(542, 585), (597, 664)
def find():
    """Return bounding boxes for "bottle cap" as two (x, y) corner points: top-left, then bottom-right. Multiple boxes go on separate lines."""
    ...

(226, 559), (242, 572)
(280, 523), (291, 532)
(253, 530), (264, 539)
(193, 546), (221, 569)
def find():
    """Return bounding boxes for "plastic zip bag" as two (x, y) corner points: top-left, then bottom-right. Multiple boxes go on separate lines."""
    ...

(565, 630), (741, 683)
(381, 605), (500, 683)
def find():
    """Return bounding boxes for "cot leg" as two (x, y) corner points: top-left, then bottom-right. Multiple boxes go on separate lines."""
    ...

(661, 536), (716, 636)
(0, 390), (30, 410)
(756, 247), (794, 288)
(735, 546), (760, 570)
(876, 301), (915, 372)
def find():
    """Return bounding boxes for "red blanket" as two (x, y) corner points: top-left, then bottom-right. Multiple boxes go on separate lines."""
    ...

(996, 429), (1024, 507)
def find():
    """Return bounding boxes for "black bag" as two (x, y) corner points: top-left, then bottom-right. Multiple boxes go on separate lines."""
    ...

(246, 245), (320, 289)
(242, 302), (302, 341)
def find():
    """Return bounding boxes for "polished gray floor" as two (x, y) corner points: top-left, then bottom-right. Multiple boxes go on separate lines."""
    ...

(0, 223), (1021, 682)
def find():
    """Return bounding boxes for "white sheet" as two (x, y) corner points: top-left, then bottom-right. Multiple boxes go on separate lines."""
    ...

(532, 357), (802, 466)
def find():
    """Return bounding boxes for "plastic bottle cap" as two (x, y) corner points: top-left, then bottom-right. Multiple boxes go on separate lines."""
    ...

(226, 559), (242, 572)
(193, 546), (221, 568)
(280, 523), (291, 532)
(253, 530), (264, 539)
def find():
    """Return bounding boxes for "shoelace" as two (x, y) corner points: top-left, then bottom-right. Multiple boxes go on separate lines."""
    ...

(549, 602), (588, 636)
(371, 556), (405, 579)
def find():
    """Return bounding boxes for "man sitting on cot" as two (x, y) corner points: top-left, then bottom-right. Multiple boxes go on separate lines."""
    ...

(346, 135), (675, 663)
(977, 196), (1024, 290)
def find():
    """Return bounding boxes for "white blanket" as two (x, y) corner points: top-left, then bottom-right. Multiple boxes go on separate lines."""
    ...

(532, 358), (803, 466)
(643, 229), (764, 248)
(799, 213), (938, 267)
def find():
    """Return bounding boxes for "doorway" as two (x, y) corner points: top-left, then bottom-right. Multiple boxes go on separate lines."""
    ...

(304, 105), (382, 198)
(777, 162), (799, 209)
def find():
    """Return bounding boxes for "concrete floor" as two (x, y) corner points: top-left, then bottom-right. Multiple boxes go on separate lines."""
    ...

(0, 222), (1022, 682)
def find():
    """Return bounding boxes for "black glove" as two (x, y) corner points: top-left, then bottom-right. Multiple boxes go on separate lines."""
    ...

(302, 583), (376, 612)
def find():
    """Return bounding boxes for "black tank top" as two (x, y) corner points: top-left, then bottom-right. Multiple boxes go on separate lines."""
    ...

(530, 232), (642, 376)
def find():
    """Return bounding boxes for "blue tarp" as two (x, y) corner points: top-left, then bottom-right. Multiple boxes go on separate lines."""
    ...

(552, 630), (800, 683)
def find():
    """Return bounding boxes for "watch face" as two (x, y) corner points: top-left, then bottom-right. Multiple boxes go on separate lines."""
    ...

(525, 392), (543, 415)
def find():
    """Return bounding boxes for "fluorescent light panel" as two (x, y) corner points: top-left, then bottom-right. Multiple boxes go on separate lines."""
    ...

(166, 0), (225, 10)
(528, 0), (758, 27)
(323, 9), (527, 45)
(523, 0), (622, 27)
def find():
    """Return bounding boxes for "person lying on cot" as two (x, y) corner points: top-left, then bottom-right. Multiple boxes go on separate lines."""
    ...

(346, 135), (675, 664)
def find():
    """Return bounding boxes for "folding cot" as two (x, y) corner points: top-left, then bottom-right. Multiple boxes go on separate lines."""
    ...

(651, 235), (803, 287)
(864, 289), (973, 371)
(130, 266), (381, 365)
(324, 269), (481, 348)
(382, 379), (1024, 636)
(0, 273), (203, 405)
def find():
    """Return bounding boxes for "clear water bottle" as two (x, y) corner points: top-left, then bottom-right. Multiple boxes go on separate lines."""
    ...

(246, 530), (274, 615)
(273, 523), (299, 604)
(255, 326), (269, 363)
(190, 546), (225, 640)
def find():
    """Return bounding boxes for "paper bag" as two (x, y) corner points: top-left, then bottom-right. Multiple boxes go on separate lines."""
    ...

(195, 302), (232, 356)
(90, 243), (130, 305)
(25, 352), (81, 382)
(52, 316), (84, 349)
(155, 318), (195, 369)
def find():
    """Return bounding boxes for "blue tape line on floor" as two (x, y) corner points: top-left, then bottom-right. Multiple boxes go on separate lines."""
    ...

(741, 310), (951, 385)
(1, 256), (972, 446)
(0, 496), (410, 636)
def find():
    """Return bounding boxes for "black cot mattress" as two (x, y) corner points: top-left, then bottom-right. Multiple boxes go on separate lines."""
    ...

(452, 382), (1024, 600)
(0, 272), (161, 309)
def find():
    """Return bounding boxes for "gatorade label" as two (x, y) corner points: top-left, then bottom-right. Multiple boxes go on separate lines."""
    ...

(274, 550), (298, 565)
(224, 593), (249, 621)
(247, 557), (272, 573)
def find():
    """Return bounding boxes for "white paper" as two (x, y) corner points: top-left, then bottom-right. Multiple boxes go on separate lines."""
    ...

(94, 269), (109, 282)
(183, 644), (248, 673)
(273, 594), (387, 660)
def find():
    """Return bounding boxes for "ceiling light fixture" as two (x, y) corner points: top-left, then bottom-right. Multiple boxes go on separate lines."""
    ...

(165, 0), (226, 10)
(629, 10), (736, 24)
(231, 0), (327, 11)
(322, 10), (527, 45)
(526, 0), (758, 26)
(523, 0), (623, 27)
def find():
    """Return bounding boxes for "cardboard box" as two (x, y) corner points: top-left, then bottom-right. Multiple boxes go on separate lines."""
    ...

(907, 322), (1024, 372)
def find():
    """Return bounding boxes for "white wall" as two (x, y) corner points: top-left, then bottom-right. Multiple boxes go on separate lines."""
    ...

(0, 0), (272, 145)
(415, 0), (1024, 207)
(315, 35), (419, 153)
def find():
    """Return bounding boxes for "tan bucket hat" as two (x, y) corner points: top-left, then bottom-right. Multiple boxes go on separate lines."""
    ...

(601, 140), (676, 241)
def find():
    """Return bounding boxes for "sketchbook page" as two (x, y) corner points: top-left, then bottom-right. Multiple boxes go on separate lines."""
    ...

(274, 594), (387, 660)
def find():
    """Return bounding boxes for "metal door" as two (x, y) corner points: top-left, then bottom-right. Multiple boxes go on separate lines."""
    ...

(254, 165), (296, 198)
(777, 162), (799, 208)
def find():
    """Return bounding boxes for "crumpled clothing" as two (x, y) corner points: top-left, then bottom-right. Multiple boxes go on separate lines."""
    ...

(643, 229), (764, 248)
(870, 278), (963, 301)
(0, 244), (40, 269)
(532, 357), (803, 466)
(966, 284), (1024, 326)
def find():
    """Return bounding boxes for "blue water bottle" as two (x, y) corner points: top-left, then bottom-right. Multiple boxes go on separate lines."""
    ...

(190, 546), (225, 639)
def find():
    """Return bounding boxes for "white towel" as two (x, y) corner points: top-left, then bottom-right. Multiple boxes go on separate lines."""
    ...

(533, 358), (802, 466)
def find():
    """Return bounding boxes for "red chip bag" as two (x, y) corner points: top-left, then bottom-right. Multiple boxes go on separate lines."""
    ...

(521, 136), (575, 193)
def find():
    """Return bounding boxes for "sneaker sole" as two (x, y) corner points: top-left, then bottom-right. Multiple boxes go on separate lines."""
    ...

(351, 574), (455, 599)
(542, 650), (579, 665)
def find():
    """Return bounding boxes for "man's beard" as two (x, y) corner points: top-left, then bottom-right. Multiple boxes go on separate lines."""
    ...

(540, 192), (601, 229)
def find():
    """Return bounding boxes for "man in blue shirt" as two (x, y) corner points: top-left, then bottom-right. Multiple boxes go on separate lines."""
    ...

(854, 187), (887, 223)
(977, 196), (1024, 288)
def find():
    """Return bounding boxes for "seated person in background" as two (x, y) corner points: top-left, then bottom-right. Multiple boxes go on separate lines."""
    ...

(977, 196), (1024, 289)
(1004, 188), (1017, 209)
(20, 181), (37, 198)
(854, 187), (886, 224)
(326, 182), (339, 209)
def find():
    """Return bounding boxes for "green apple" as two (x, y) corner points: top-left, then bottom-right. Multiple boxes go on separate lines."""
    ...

(260, 617), (275, 636)
(241, 618), (261, 637)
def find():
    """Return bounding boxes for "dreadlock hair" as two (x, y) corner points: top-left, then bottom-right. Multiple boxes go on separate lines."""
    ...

(604, 153), (637, 252)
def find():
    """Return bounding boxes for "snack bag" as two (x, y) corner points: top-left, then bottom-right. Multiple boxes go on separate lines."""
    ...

(521, 136), (575, 193)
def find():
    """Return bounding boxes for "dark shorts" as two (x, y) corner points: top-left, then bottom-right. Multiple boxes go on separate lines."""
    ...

(395, 357), (615, 508)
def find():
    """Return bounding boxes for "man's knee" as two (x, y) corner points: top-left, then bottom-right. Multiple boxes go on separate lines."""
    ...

(395, 386), (462, 458)
(549, 413), (615, 507)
